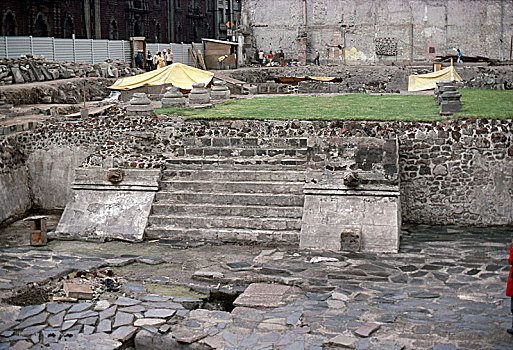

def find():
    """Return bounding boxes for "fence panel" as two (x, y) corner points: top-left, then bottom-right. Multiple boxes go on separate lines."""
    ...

(0, 36), (206, 67)
(74, 39), (93, 63)
(54, 39), (74, 62)
(108, 40), (125, 61)
(92, 40), (109, 64)
(5, 37), (31, 58)
(0, 37), (6, 58)
(32, 37), (54, 60)
(122, 41), (131, 63)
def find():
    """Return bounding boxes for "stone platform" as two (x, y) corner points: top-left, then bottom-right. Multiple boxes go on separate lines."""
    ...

(0, 225), (512, 349)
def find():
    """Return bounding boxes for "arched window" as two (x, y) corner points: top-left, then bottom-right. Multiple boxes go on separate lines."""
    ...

(155, 22), (161, 43)
(3, 11), (16, 36)
(63, 15), (74, 38)
(109, 19), (118, 39)
(134, 21), (141, 37)
(34, 13), (49, 37)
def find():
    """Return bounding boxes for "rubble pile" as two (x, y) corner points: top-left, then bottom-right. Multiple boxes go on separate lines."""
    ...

(0, 56), (143, 86)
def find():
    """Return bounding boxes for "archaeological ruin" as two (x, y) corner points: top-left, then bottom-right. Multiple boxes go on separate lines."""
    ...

(0, 1), (513, 348)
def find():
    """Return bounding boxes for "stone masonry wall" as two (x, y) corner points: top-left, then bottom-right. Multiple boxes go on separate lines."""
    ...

(242, 0), (513, 64)
(1, 113), (512, 227)
(224, 65), (513, 92)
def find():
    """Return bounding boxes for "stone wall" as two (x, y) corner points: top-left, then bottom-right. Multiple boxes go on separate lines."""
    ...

(223, 65), (513, 92)
(242, 0), (513, 64)
(1, 113), (512, 227)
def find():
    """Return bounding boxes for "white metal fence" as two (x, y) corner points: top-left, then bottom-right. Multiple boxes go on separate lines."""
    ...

(0, 36), (202, 67)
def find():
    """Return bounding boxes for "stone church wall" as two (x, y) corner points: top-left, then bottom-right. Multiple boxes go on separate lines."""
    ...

(242, 0), (513, 64)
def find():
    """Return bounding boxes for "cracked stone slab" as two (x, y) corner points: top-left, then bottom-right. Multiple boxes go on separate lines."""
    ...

(355, 322), (381, 337)
(173, 329), (208, 343)
(68, 303), (93, 314)
(17, 304), (45, 320)
(115, 296), (141, 306)
(96, 319), (112, 333)
(111, 325), (137, 342)
(134, 318), (166, 327)
(144, 308), (176, 318)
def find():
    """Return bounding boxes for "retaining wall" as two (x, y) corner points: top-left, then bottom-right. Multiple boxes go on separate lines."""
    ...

(1, 113), (512, 227)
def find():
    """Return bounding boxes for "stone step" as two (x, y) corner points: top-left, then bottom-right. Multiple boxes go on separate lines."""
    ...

(175, 147), (308, 158)
(147, 215), (302, 231)
(159, 180), (305, 194)
(154, 192), (304, 207)
(164, 157), (307, 167)
(144, 227), (300, 243)
(150, 203), (303, 218)
(162, 169), (307, 182)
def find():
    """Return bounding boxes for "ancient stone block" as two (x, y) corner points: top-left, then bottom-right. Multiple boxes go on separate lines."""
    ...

(161, 86), (186, 108)
(55, 168), (161, 242)
(211, 80), (230, 100)
(188, 82), (210, 105)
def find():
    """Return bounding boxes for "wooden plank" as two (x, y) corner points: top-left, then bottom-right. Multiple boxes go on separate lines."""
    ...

(192, 42), (207, 70)
(188, 47), (200, 68)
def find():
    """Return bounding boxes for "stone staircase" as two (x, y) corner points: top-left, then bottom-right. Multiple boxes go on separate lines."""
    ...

(144, 137), (309, 244)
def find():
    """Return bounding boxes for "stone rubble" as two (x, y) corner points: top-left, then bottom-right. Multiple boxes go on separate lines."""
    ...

(0, 57), (142, 86)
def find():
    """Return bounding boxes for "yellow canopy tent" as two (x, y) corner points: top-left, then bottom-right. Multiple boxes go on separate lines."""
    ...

(108, 63), (214, 91)
(408, 66), (462, 92)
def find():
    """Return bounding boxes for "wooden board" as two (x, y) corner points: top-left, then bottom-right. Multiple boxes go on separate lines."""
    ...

(188, 47), (200, 69)
(192, 43), (207, 70)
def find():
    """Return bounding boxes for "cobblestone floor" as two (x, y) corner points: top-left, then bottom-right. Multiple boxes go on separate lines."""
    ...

(0, 225), (512, 349)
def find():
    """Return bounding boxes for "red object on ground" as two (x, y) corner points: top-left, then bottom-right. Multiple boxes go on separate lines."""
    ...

(507, 247), (513, 297)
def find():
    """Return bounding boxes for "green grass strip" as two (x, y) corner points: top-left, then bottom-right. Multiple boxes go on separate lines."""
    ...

(155, 89), (513, 121)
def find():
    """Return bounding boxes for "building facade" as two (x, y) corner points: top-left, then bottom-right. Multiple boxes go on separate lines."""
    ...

(242, 0), (513, 64)
(0, 0), (217, 43)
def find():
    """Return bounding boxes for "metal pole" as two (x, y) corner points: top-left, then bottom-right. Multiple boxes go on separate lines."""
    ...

(30, 36), (34, 56)
(52, 37), (55, 61)
(510, 35), (512, 61)
(72, 34), (76, 63)
(229, 0), (233, 41)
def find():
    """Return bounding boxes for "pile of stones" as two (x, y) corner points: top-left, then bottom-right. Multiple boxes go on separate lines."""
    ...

(0, 56), (142, 85)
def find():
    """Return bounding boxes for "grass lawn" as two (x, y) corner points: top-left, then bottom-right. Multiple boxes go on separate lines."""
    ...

(155, 89), (513, 121)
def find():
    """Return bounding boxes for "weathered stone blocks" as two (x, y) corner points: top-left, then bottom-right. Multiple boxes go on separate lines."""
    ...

(126, 93), (155, 117)
(160, 86), (186, 108)
(188, 83), (210, 105)
(210, 80), (230, 100)
(301, 138), (401, 253)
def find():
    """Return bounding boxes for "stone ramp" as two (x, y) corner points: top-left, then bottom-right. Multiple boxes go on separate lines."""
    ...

(145, 137), (308, 244)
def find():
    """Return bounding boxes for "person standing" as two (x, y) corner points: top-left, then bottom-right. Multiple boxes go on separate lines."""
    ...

(153, 51), (159, 70)
(314, 50), (320, 65)
(157, 52), (166, 69)
(267, 50), (274, 64)
(166, 49), (174, 65)
(258, 49), (265, 67)
(279, 50), (285, 67)
(135, 50), (143, 69)
(506, 238), (513, 335)
(457, 48), (463, 63)
(146, 50), (153, 71)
